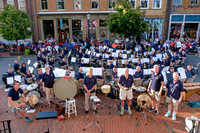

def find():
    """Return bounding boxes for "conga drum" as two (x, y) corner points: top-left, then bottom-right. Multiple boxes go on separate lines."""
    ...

(53, 77), (77, 101)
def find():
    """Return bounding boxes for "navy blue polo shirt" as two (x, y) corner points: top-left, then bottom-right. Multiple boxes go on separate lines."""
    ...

(149, 63), (155, 68)
(7, 72), (15, 77)
(108, 56), (113, 60)
(172, 56), (179, 62)
(42, 72), (55, 88)
(83, 75), (97, 93)
(20, 67), (26, 75)
(166, 80), (184, 100)
(14, 63), (20, 71)
(36, 74), (43, 82)
(113, 72), (119, 79)
(99, 56), (103, 60)
(137, 63), (143, 69)
(84, 54), (89, 58)
(150, 72), (164, 91)
(108, 64), (114, 69)
(61, 61), (67, 67)
(37, 56), (41, 62)
(118, 57), (123, 60)
(79, 63), (84, 68)
(41, 58), (46, 64)
(118, 74), (134, 88)
(25, 74), (32, 79)
(77, 72), (84, 80)
(49, 61), (54, 66)
(8, 88), (23, 101)
(125, 64), (132, 68)
(134, 71), (143, 79)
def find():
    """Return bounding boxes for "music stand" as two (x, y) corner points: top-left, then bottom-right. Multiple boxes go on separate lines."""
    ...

(83, 98), (103, 133)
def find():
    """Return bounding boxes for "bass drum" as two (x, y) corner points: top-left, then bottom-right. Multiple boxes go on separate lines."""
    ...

(70, 77), (79, 91)
(53, 77), (77, 101)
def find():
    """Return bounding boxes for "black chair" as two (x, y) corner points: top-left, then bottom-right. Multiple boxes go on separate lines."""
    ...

(0, 120), (11, 133)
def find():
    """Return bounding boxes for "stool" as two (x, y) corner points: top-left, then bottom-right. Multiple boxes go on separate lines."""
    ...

(65, 98), (77, 119)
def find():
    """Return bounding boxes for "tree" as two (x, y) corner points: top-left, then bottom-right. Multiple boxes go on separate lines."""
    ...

(0, 4), (33, 54)
(106, 0), (149, 39)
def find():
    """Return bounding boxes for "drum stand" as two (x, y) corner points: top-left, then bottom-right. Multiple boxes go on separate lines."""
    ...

(101, 93), (111, 109)
(83, 102), (103, 133)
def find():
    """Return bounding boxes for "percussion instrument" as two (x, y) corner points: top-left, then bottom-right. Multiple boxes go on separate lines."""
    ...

(20, 84), (27, 90)
(183, 82), (200, 87)
(90, 96), (97, 100)
(27, 84), (38, 91)
(26, 79), (34, 84)
(94, 98), (100, 106)
(101, 85), (111, 94)
(133, 86), (147, 92)
(137, 93), (151, 108)
(70, 77), (79, 90)
(183, 83), (200, 101)
(185, 116), (200, 132)
(27, 91), (40, 106)
(53, 77), (77, 100)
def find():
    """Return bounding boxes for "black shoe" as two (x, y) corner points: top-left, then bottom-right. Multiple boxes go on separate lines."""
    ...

(154, 110), (159, 116)
(50, 101), (54, 104)
(85, 110), (89, 114)
(148, 107), (155, 112)
(93, 110), (97, 113)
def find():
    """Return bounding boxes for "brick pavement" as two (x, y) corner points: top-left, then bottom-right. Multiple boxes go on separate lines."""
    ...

(0, 84), (199, 133)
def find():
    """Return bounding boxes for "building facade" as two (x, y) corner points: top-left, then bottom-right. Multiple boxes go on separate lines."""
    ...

(30, 0), (169, 43)
(168, 0), (200, 41)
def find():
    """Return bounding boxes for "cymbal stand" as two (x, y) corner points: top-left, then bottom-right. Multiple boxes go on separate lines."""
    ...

(83, 100), (103, 133)
(101, 93), (111, 109)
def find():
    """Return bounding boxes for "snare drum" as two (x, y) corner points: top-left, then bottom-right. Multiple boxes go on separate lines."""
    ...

(101, 85), (111, 94)
(94, 98), (100, 106)
(27, 91), (40, 106)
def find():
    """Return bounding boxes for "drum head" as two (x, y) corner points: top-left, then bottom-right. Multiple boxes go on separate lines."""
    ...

(54, 78), (77, 100)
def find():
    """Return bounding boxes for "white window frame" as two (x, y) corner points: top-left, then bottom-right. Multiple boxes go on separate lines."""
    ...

(57, 0), (65, 10)
(153, 0), (162, 9)
(140, 0), (149, 9)
(40, 0), (48, 10)
(0, 0), (4, 9)
(7, 0), (14, 5)
(174, 0), (182, 6)
(18, 0), (26, 9)
(190, 0), (199, 6)
(91, 0), (99, 10)
(108, 0), (116, 9)
(74, 0), (82, 10)
(129, 0), (136, 9)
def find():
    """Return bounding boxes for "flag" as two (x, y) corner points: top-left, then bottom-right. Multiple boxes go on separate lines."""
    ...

(80, 19), (88, 28)
(92, 19), (97, 27)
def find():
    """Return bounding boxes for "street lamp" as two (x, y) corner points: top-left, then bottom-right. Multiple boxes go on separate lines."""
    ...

(87, 12), (90, 41)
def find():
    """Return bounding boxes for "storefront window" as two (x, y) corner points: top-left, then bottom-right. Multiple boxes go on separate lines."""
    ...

(183, 23), (198, 39)
(43, 20), (54, 40)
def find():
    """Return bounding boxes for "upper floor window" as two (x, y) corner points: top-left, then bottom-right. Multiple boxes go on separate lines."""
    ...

(140, 0), (149, 9)
(190, 0), (199, 6)
(129, 0), (136, 9)
(7, 0), (14, 5)
(108, 0), (116, 9)
(91, 0), (99, 9)
(74, 0), (82, 10)
(174, 0), (182, 6)
(18, 0), (25, 8)
(41, 0), (48, 10)
(0, 0), (4, 8)
(57, 0), (65, 10)
(153, 0), (161, 9)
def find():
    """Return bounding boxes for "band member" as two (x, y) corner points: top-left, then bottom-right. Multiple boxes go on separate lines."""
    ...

(134, 66), (143, 80)
(60, 58), (67, 69)
(186, 65), (195, 76)
(83, 68), (97, 114)
(164, 72), (184, 120)
(13, 60), (20, 74)
(6, 68), (15, 77)
(148, 65), (164, 115)
(118, 68), (134, 116)
(125, 61), (131, 68)
(20, 63), (26, 77)
(136, 59), (143, 70)
(77, 67), (84, 80)
(108, 60), (114, 69)
(8, 81), (30, 122)
(25, 70), (35, 84)
(42, 65), (55, 107)
(36, 68), (43, 89)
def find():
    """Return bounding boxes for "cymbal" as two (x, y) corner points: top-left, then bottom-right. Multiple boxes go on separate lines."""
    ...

(137, 93), (151, 108)
(27, 84), (38, 91)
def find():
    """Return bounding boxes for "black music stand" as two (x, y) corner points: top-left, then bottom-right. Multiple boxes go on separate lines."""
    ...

(0, 120), (11, 133)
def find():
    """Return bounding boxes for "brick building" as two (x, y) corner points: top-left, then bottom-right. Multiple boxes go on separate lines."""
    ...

(168, 0), (200, 41)
(29, 0), (169, 43)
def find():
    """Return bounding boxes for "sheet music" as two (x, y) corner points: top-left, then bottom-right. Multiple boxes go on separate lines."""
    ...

(112, 53), (118, 58)
(81, 67), (89, 73)
(14, 75), (21, 82)
(88, 51), (91, 55)
(143, 69), (151, 75)
(156, 54), (162, 61)
(41, 68), (46, 73)
(71, 57), (76, 63)
(7, 77), (14, 85)
(69, 71), (75, 77)
(82, 58), (90, 64)
(96, 53), (100, 57)
(33, 62), (38, 68)
(53, 69), (66, 77)
(28, 67), (34, 73)
(127, 51), (130, 54)
(132, 58), (139, 63)
(135, 47), (139, 52)
(122, 60), (125, 64)
(152, 57), (158, 62)
(122, 54), (127, 59)
(143, 58), (150, 63)
(177, 68), (187, 79)
(27, 60), (31, 65)
(117, 68), (125, 77)
(92, 68), (102, 76)
(104, 54), (109, 59)
(162, 71), (167, 84)
(130, 55), (134, 58)
(129, 69), (136, 75)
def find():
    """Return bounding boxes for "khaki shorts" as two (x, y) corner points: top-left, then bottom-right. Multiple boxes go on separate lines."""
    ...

(166, 97), (179, 106)
(120, 89), (133, 100)
(45, 87), (54, 102)
(149, 89), (161, 101)
(8, 98), (23, 109)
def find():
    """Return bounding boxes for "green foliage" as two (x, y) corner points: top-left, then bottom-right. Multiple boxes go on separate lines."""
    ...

(106, 0), (149, 37)
(0, 4), (33, 41)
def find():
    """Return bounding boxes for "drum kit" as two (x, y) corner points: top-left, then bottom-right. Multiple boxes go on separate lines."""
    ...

(101, 85), (111, 109)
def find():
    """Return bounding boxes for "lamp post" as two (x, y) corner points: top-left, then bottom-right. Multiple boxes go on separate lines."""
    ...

(87, 12), (90, 41)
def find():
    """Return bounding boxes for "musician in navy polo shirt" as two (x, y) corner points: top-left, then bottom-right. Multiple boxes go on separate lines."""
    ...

(118, 68), (134, 116)
(134, 66), (143, 80)
(83, 68), (97, 114)
(164, 72), (184, 120)
(148, 65), (164, 115)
